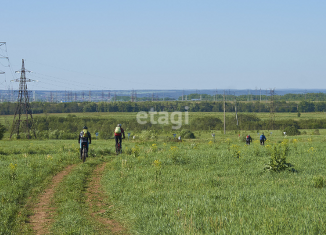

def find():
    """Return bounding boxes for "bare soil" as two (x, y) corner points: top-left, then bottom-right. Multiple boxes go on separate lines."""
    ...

(29, 164), (76, 235)
(86, 163), (127, 234)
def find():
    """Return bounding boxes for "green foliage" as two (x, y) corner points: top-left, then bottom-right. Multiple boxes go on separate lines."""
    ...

(313, 129), (320, 135)
(265, 141), (293, 172)
(139, 130), (157, 141)
(284, 126), (301, 136)
(0, 124), (6, 140)
(190, 116), (222, 130)
(313, 176), (324, 188)
(180, 129), (195, 139)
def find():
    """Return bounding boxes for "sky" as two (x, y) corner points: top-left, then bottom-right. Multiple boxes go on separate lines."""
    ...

(1, 0), (326, 91)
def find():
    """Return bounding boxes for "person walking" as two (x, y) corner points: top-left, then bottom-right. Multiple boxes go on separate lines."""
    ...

(260, 133), (267, 145)
(246, 135), (252, 145)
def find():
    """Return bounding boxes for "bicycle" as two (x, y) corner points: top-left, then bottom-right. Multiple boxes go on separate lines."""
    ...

(116, 142), (122, 155)
(81, 142), (88, 163)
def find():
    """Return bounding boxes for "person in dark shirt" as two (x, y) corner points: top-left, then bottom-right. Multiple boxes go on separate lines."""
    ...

(78, 126), (91, 159)
(114, 124), (125, 149)
(246, 135), (252, 145)
(260, 133), (267, 145)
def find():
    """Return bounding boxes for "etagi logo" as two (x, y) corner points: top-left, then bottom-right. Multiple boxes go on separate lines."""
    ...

(136, 107), (189, 130)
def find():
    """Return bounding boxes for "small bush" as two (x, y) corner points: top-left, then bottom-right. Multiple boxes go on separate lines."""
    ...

(0, 124), (6, 140)
(313, 129), (320, 135)
(313, 176), (324, 188)
(180, 129), (195, 139)
(284, 126), (301, 136)
(265, 143), (293, 172)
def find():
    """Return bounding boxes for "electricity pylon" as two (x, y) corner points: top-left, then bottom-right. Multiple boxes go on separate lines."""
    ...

(10, 59), (36, 139)
(0, 42), (8, 75)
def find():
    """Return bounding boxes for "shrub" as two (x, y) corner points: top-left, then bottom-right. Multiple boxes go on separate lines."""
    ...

(313, 129), (320, 135)
(0, 124), (6, 140)
(284, 126), (301, 136)
(180, 129), (195, 139)
(264, 142), (293, 172)
(139, 130), (157, 141)
(313, 176), (324, 188)
(190, 117), (222, 130)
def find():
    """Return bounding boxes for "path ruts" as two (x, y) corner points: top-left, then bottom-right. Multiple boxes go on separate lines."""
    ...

(86, 163), (127, 234)
(29, 164), (76, 235)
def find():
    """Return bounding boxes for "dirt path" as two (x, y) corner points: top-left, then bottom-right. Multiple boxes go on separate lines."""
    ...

(29, 164), (76, 235)
(86, 163), (127, 234)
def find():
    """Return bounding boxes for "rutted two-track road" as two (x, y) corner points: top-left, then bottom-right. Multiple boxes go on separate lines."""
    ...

(28, 162), (127, 234)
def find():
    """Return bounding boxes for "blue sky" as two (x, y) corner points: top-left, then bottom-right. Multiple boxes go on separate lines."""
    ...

(1, 0), (325, 90)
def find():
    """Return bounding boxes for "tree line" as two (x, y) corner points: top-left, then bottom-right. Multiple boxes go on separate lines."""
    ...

(0, 99), (326, 115)
(179, 92), (326, 102)
(8, 114), (326, 140)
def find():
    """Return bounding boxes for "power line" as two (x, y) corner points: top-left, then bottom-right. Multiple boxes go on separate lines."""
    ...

(10, 59), (36, 139)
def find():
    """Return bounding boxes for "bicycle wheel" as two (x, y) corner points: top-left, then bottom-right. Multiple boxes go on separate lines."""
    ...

(82, 147), (86, 163)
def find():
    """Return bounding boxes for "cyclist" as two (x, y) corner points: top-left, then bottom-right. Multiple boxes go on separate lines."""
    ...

(246, 134), (252, 145)
(260, 133), (267, 145)
(114, 124), (125, 150)
(78, 126), (91, 159)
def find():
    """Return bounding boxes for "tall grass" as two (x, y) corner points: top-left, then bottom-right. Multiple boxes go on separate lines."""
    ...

(102, 137), (326, 234)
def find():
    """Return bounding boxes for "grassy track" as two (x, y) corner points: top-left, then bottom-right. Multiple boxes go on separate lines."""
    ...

(0, 140), (79, 234)
(50, 158), (105, 234)
(0, 139), (116, 234)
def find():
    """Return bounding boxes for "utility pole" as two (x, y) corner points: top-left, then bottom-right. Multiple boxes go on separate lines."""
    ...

(89, 90), (91, 102)
(215, 89), (218, 101)
(223, 90), (226, 134)
(0, 42), (9, 75)
(10, 59), (36, 139)
(270, 89), (275, 130)
(235, 93), (238, 126)
(108, 91), (111, 102)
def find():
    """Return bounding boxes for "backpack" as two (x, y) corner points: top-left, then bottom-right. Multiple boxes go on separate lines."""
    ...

(82, 130), (88, 138)
(115, 127), (121, 134)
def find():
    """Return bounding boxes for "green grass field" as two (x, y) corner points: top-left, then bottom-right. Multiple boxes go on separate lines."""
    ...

(101, 136), (326, 234)
(0, 112), (326, 234)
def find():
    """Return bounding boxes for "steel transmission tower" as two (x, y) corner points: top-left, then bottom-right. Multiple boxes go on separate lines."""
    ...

(10, 59), (36, 139)
(0, 42), (8, 75)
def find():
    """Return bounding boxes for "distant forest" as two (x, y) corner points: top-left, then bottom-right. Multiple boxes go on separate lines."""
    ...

(178, 92), (326, 102)
(0, 97), (325, 115)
